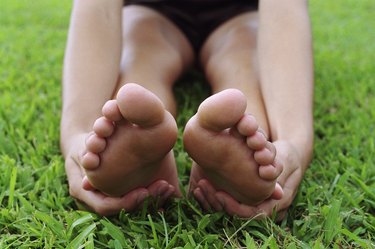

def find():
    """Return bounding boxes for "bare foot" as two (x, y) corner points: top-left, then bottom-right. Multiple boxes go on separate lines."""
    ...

(80, 83), (180, 197)
(184, 89), (283, 206)
(194, 140), (305, 219)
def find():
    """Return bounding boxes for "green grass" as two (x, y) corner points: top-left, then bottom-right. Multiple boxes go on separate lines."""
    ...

(0, 0), (374, 248)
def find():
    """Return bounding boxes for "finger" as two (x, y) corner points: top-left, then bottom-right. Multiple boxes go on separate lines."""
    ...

(215, 191), (258, 218)
(158, 184), (176, 207)
(147, 180), (170, 197)
(147, 180), (176, 207)
(276, 208), (288, 221)
(253, 199), (278, 217)
(270, 182), (284, 200)
(65, 157), (87, 198)
(193, 187), (210, 211)
(66, 153), (151, 215)
(76, 187), (149, 216)
(82, 176), (96, 191)
(197, 179), (223, 211)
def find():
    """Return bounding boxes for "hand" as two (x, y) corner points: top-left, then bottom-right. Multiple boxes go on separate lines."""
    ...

(192, 141), (305, 220)
(65, 155), (175, 216)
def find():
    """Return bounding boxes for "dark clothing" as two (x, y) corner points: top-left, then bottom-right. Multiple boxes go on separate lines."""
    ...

(125, 0), (258, 52)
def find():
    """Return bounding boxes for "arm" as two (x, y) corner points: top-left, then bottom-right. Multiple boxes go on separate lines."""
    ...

(196, 0), (314, 218)
(258, 0), (314, 166)
(61, 0), (123, 149)
(61, 1), (173, 215)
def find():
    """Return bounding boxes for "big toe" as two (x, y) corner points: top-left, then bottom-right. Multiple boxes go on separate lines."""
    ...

(116, 83), (166, 128)
(197, 88), (247, 132)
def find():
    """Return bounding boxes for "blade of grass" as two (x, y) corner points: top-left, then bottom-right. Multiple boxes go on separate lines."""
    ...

(8, 166), (17, 209)
(100, 219), (128, 247)
(323, 199), (342, 244)
(67, 223), (96, 249)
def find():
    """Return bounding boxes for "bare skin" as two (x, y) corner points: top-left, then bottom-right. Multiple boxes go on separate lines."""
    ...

(81, 83), (180, 197)
(184, 89), (283, 206)
(190, 0), (314, 218)
(61, 3), (193, 215)
(193, 140), (305, 219)
(61, 0), (314, 217)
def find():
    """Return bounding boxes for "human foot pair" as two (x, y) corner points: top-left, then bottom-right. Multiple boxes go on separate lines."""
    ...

(80, 83), (283, 211)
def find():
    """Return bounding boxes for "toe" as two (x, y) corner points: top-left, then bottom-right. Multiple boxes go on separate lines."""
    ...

(86, 133), (106, 153)
(93, 117), (114, 137)
(81, 152), (100, 170)
(236, 114), (258, 136)
(259, 165), (278, 180)
(102, 99), (123, 122)
(259, 159), (283, 181)
(116, 83), (165, 128)
(254, 142), (276, 165)
(246, 131), (267, 150)
(196, 88), (247, 132)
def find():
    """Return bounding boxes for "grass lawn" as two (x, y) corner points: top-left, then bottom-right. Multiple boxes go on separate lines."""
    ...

(0, 0), (374, 248)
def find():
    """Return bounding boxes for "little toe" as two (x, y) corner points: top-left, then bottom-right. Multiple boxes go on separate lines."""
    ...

(102, 99), (123, 122)
(93, 117), (114, 137)
(236, 114), (259, 137)
(86, 133), (106, 153)
(254, 142), (276, 165)
(81, 152), (100, 170)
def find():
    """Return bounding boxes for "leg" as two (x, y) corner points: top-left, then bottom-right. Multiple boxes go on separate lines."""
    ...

(184, 12), (283, 206)
(81, 6), (194, 196)
(62, 5), (193, 205)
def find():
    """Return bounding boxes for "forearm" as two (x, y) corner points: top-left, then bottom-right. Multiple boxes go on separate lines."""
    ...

(258, 0), (314, 157)
(61, 0), (122, 140)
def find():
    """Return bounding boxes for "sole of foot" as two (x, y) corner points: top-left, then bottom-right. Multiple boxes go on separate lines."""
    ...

(184, 88), (283, 205)
(80, 83), (180, 197)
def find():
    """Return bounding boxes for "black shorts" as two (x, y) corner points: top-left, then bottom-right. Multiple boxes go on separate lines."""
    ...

(125, 0), (258, 52)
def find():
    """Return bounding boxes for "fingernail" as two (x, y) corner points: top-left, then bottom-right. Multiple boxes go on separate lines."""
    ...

(157, 184), (168, 195)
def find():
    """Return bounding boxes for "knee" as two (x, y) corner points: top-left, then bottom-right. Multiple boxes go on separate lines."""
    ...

(203, 25), (258, 80)
(124, 21), (184, 74)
